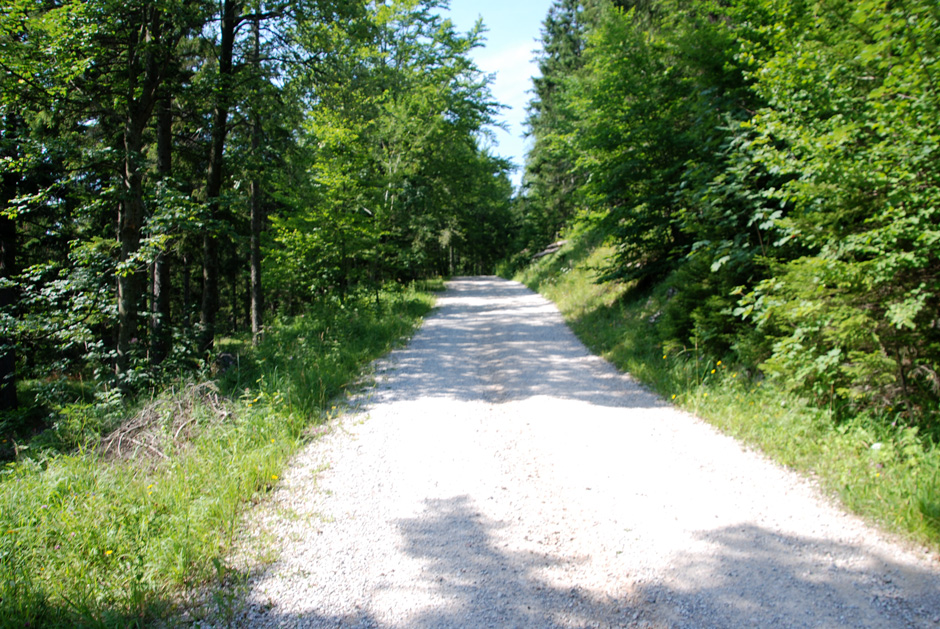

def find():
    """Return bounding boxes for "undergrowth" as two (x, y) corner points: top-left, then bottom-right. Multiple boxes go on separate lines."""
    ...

(0, 282), (435, 628)
(512, 226), (940, 552)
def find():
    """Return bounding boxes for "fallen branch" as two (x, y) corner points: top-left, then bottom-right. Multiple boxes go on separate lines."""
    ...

(532, 240), (568, 260)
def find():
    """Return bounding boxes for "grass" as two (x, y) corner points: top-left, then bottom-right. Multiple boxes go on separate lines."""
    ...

(512, 225), (940, 552)
(0, 282), (435, 628)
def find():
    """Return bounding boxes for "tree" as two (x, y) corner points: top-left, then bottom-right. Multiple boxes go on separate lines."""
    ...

(274, 0), (511, 298)
(737, 0), (940, 417)
(520, 0), (593, 252)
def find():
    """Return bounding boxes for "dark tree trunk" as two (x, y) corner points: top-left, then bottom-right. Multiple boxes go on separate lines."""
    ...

(151, 93), (172, 365)
(244, 274), (251, 331)
(0, 213), (15, 411)
(0, 115), (18, 410)
(250, 15), (263, 346)
(200, 0), (239, 355)
(230, 250), (237, 333)
(200, 230), (219, 354)
(116, 118), (148, 376)
(182, 252), (191, 327)
(116, 8), (166, 376)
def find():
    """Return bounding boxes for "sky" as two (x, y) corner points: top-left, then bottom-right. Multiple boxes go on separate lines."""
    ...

(438, 0), (557, 189)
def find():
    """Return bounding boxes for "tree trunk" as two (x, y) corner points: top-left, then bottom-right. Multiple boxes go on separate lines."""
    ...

(182, 252), (191, 327)
(116, 8), (165, 377)
(0, 114), (18, 411)
(116, 119), (148, 376)
(151, 93), (172, 365)
(0, 212), (15, 411)
(250, 15), (264, 346)
(200, 0), (238, 355)
(244, 274), (251, 329)
(230, 251), (237, 333)
(200, 231), (219, 354)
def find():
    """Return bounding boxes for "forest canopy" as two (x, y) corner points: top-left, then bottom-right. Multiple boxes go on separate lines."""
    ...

(0, 0), (514, 417)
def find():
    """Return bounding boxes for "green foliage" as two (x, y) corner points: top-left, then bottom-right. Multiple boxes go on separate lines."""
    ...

(0, 282), (432, 627)
(271, 0), (514, 300)
(734, 0), (940, 425)
(572, 3), (693, 284)
(515, 0), (940, 430)
(1, 0), (513, 427)
(519, 0), (593, 252)
(515, 226), (940, 551)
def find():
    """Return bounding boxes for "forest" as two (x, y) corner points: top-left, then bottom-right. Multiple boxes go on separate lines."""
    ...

(517, 0), (939, 435)
(0, 0), (512, 423)
(1, 0), (939, 624)
(0, 1), (512, 623)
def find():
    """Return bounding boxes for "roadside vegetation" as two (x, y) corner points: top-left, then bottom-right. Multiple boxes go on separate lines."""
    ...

(0, 0), (505, 625)
(0, 282), (436, 627)
(509, 224), (940, 551)
(507, 0), (940, 551)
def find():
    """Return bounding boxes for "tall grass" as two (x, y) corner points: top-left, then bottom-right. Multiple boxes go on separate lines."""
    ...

(513, 228), (940, 551)
(0, 283), (434, 627)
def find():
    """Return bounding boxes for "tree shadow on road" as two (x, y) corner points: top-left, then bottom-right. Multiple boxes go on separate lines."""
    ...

(640, 523), (940, 628)
(242, 496), (940, 628)
(392, 496), (638, 628)
(238, 495), (644, 628)
(370, 277), (665, 410)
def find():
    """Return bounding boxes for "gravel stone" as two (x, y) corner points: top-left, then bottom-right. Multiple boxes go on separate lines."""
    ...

(209, 277), (940, 628)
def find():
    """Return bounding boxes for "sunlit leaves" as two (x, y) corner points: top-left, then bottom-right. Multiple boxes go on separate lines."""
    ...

(519, 0), (940, 426)
(739, 0), (940, 418)
(278, 0), (511, 295)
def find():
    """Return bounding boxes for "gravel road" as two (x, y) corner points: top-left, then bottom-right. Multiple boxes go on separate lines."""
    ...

(220, 276), (940, 628)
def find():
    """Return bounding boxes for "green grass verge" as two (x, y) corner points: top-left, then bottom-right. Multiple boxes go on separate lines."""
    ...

(0, 283), (435, 628)
(512, 227), (940, 552)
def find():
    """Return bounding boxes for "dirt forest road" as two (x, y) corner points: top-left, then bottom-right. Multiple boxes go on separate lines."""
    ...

(224, 276), (940, 628)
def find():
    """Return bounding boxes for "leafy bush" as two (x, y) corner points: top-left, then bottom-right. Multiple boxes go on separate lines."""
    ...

(735, 0), (940, 428)
(518, 0), (940, 429)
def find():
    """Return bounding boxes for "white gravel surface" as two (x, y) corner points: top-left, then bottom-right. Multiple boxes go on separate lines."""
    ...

(219, 276), (940, 628)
